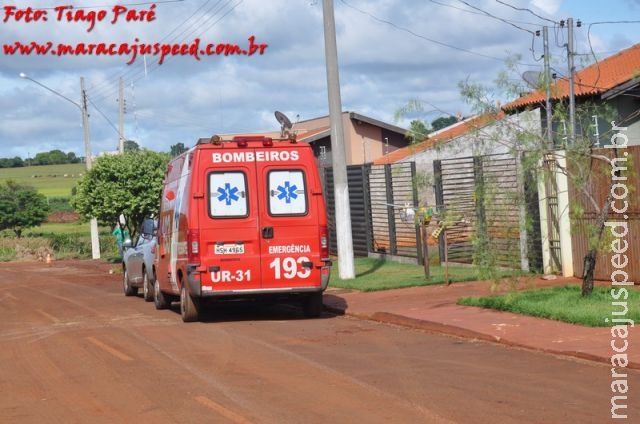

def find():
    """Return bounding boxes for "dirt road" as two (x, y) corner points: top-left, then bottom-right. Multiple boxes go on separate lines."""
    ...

(0, 260), (637, 423)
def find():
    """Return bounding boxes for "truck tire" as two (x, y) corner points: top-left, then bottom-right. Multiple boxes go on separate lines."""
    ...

(142, 271), (153, 302)
(302, 292), (323, 318)
(153, 279), (170, 310)
(180, 285), (200, 323)
(123, 268), (138, 297)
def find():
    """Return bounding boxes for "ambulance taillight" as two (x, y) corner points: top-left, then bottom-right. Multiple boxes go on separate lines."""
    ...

(320, 225), (329, 259)
(187, 229), (200, 263)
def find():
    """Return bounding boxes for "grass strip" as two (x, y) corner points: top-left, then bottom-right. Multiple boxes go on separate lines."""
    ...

(330, 257), (522, 292)
(458, 285), (640, 327)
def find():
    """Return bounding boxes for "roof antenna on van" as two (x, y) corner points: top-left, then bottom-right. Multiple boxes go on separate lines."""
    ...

(275, 111), (293, 138)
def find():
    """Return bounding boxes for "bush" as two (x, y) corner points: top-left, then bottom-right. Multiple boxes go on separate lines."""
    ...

(47, 233), (93, 258)
(0, 230), (121, 261)
(0, 237), (51, 262)
(47, 196), (75, 213)
(0, 245), (16, 261)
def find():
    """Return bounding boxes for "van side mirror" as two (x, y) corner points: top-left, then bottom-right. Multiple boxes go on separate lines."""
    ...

(141, 218), (156, 236)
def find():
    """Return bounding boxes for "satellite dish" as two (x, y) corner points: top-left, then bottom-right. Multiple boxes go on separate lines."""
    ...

(275, 111), (293, 137)
(522, 71), (543, 89)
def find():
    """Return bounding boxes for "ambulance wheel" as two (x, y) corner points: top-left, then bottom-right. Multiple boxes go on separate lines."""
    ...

(123, 268), (138, 297)
(302, 292), (323, 318)
(154, 279), (170, 310)
(142, 271), (153, 302)
(180, 285), (200, 323)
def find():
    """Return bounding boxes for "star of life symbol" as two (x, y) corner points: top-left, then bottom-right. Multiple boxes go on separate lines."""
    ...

(277, 181), (298, 204)
(217, 183), (240, 206)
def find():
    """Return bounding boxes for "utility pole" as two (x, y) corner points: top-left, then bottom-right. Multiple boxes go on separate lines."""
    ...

(81, 77), (101, 259)
(566, 18), (576, 145)
(543, 26), (553, 149)
(20, 72), (101, 259)
(322, 0), (355, 279)
(118, 77), (125, 154)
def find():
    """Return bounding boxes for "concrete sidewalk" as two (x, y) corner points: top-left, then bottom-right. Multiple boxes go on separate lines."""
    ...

(322, 277), (639, 369)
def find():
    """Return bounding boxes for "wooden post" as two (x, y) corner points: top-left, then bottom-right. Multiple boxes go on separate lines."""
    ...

(421, 222), (430, 279)
(444, 228), (450, 285)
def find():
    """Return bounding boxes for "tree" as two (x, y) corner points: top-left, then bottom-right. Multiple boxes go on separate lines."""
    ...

(394, 56), (624, 297)
(66, 152), (80, 163)
(170, 142), (188, 157)
(0, 180), (49, 237)
(71, 150), (170, 239)
(124, 140), (140, 152)
(0, 157), (24, 168)
(33, 149), (69, 165)
(457, 59), (622, 297)
(406, 120), (430, 144)
(431, 116), (458, 131)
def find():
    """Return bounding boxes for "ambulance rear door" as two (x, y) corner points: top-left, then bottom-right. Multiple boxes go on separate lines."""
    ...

(198, 155), (262, 293)
(256, 148), (323, 290)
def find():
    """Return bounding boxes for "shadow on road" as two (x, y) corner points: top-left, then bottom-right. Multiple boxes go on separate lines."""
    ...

(162, 297), (344, 324)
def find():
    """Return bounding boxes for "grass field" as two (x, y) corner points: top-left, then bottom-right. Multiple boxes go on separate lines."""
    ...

(24, 221), (95, 236)
(0, 163), (85, 197)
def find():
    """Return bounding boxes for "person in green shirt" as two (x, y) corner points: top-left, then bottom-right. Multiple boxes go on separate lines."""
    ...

(112, 224), (130, 256)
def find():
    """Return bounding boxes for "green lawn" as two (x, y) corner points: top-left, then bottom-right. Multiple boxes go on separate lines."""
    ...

(458, 285), (640, 327)
(0, 163), (85, 197)
(329, 257), (523, 291)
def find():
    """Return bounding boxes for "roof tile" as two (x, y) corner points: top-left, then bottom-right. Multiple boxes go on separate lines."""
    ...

(504, 43), (640, 110)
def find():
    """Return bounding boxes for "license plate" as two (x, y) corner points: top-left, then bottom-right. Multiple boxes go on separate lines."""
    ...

(214, 244), (245, 255)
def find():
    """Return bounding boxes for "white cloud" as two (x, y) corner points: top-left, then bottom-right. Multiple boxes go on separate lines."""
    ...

(531, 0), (561, 15)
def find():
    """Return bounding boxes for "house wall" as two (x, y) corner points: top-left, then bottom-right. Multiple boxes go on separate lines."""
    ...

(297, 115), (330, 130)
(614, 95), (640, 145)
(299, 112), (407, 166)
(546, 95), (639, 147)
(348, 119), (383, 164)
(400, 109), (541, 207)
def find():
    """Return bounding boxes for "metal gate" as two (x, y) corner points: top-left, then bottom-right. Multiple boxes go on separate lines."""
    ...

(321, 162), (421, 260)
(321, 164), (372, 257)
(434, 153), (542, 269)
(368, 162), (421, 258)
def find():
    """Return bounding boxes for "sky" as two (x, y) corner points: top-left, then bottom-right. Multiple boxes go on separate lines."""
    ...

(1, 0), (639, 160)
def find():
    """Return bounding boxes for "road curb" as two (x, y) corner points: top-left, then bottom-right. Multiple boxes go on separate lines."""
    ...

(324, 304), (640, 370)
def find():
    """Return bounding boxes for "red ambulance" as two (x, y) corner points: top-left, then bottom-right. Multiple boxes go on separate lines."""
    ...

(154, 133), (332, 322)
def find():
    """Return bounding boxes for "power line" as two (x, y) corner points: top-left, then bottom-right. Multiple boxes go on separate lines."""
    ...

(131, 0), (244, 81)
(90, 0), (242, 104)
(493, 0), (557, 25)
(583, 21), (640, 93)
(90, 0), (227, 97)
(428, 0), (543, 27)
(87, 95), (121, 138)
(40, 0), (184, 10)
(456, 0), (536, 35)
(338, 0), (535, 65)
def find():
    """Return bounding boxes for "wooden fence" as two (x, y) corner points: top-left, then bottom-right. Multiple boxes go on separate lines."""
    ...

(569, 145), (640, 281)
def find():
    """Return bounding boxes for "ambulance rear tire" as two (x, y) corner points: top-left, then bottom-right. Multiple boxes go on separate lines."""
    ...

(302, 292), (323, 318)
(154, 279), (170, 310)
(123, 268), (138, 297)
(180, 285), (200, 323)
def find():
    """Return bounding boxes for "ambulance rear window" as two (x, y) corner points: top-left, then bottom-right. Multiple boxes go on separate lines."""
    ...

(208, 171), (248, 218)
(268, 169), (307, 216)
